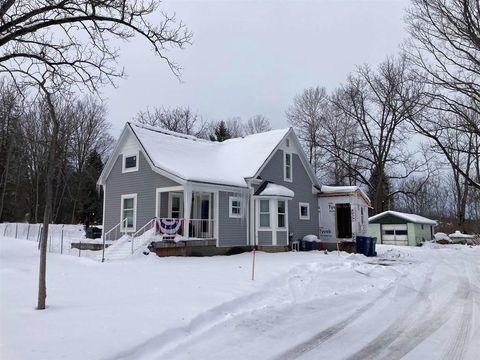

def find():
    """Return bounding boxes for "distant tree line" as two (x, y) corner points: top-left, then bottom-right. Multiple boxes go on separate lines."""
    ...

(286, 0), (479, 233)
(133, 107), (272, 141)
(0, 88), (273, 225)
(0, 80), (113, 224)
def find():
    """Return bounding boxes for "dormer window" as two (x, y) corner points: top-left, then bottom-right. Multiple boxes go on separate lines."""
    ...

(284, 152), (292, 182)
(125, 155), (136, 168)
(122, 152), (139, 173)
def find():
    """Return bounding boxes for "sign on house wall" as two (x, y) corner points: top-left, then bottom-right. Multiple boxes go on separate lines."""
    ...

(318, 195), (369, 242)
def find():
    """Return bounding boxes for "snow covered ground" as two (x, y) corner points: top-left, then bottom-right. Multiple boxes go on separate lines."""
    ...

(1, 236), (479, 360)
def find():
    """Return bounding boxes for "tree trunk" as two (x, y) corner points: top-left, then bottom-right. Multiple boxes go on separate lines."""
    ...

(37, 173), (52, 309)
(37, 92), (59, 310)
(0, 145), (11, 221)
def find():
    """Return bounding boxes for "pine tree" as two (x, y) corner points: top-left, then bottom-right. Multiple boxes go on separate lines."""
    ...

(210, 121), (232, 142)
(79, 150), (104, 224)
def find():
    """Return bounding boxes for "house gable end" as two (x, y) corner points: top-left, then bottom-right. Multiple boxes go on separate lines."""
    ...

(98, 123), (185, 186)
(252, 128), (320, 188)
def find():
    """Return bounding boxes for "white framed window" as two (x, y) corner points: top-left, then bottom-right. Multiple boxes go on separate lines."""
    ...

(122, 151), (139, 173)
(284, 152), (292, 182)
(168, 192), (184, 219)
(299, 202), (310, 220)
(277, 200), (286, 228)
(229, 197), (242, 218)
(120, 194), (137, 232)
(286, 138), (290, 147)
(259, 199), (270, 228)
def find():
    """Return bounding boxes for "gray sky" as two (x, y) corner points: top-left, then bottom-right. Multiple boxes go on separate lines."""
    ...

(103, 0), (410, 136)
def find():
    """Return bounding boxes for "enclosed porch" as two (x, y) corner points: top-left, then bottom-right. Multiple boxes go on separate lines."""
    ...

(154, 186), (217, 240)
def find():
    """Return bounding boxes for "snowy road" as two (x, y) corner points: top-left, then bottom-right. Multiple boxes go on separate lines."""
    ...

(1, 237), (479, 360)
(108, 248), (480, 360)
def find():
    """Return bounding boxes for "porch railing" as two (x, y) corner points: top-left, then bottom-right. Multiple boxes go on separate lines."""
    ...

(189, 219), (214, 239)
(155, 218), (214, 239)
(102, 218), (128, 262)
(131, 218), (157, 254)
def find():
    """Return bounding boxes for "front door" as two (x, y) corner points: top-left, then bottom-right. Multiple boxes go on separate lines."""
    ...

(192, 192), (213, 238)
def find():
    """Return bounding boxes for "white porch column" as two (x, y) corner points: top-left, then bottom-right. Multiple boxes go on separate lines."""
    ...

(183, 183), (192, 239)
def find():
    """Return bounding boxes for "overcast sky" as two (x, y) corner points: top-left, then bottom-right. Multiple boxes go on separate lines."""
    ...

(103, 0), (410, 136)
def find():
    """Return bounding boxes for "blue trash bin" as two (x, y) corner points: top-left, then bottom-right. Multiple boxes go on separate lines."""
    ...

(303, 240), (316, 251)
(369, 237), (377, 257)
(356, 236), (371, 256)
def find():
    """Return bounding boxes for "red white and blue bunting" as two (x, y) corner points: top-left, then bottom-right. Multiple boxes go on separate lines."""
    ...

(155, 218), (183, 235)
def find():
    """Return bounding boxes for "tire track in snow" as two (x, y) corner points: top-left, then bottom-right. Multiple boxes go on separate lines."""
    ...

(271, 268), (411, 360)
(345, 262), (468, 360)
(441, 259), (477, 360)
(104, 263), (335, 360)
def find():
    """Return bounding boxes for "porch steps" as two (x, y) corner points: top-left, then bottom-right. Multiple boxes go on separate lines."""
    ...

(101, 234), (153, 261)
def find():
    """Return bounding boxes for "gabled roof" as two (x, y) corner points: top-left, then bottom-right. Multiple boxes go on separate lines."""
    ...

(369, 211), (437, 225)
(102, 122), (312, 188)
(131, 122), (293, 187)
(319, 185), (371, 206)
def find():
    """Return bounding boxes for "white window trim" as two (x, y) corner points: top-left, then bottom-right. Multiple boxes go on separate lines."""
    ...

(276, 199), (287, 229)
(229, 196), (243, 218)
(120, 193), (137, 232)
(168, 192), (184, 218)
(284, 151), (293, 182)
(122, 151), (139, 173)
(255, 197), (290, 246)
(258, 199), (271, 229)
(299, 202), (310, 220)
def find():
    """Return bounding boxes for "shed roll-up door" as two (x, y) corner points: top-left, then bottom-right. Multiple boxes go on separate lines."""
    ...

(381, 224), (408, 246)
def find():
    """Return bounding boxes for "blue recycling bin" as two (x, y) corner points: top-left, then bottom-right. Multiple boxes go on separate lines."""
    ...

(356, 236), (371, 256)
(302, 239), (317, 251)
(369, 237), (377, 257)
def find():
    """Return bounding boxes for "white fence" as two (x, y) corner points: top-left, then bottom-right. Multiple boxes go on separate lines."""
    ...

(0, 222), (93, 257)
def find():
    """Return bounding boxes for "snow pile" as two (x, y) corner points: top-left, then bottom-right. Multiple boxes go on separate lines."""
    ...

(1, 237), (479, 360)
(303, 234), (318, 242)
(449, 230), (474, 239)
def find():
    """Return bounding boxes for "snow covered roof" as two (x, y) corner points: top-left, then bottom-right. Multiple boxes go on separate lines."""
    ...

(369, 211), (437, 225)
(319, 185), (371, 206)
(257, 183), (294, 198)
(129, 123), (291, 187)
(321, 185), (359, 193)
(448, 231), (474, 239)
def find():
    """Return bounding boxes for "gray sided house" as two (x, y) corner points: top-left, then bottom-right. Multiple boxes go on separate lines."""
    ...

(97, 123), (321, 251)
(368, 211), (437, 246)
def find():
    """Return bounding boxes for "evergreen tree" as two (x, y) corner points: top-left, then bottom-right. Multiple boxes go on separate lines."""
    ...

(79, 150), (104, 224)
(210, 120), (232, 142)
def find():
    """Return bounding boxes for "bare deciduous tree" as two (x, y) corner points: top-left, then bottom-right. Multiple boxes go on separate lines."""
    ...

(286, 86), (328, 171)
(245, 115), (272, 135)
(225, 117), (245, 138)
(0, 0), (192, 310)
(325, 56), (426, 214)
(134, 106), (207, 137)
(0, 0), (192, 91)
(69, 97), (113, 223)
(405, 0), (480, 189)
